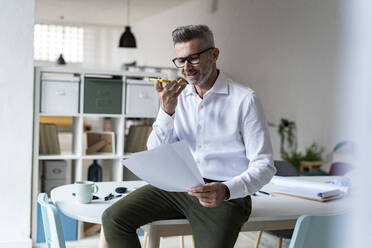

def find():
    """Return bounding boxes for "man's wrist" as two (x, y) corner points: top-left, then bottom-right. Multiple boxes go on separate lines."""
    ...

(161, 106), (175, 116)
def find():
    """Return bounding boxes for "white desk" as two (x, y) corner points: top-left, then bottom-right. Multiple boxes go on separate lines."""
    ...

(51, 177), (347, 248)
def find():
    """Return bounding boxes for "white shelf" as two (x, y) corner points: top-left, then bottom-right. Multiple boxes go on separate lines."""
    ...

(39, 113), (81, 117)
(82, 113), (123, 118)
(122, 153), (135, 158)
(32, 66), (163, 245)
(124, 114), (158, 118)
(39, 154), (79, 160)
(82, 154), (120, 160)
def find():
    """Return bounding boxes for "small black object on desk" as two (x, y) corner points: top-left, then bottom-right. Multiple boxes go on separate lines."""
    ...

(104, 193), (122, 201)
(258, 190), (271, 196)
(72, 193), (99, 200)
(115, 187), (127, 194)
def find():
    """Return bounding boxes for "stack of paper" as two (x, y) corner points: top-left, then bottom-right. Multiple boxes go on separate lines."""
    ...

(271, 176), (348, 202)
(122, 141), (205, 192)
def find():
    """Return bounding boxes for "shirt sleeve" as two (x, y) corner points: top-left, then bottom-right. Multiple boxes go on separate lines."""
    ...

(147, 108), (180, 150)
(223, 94), (276, 199)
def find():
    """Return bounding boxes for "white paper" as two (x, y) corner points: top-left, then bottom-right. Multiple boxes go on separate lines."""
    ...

(271, 176), (347, 199)
(122, 141), (205, 192)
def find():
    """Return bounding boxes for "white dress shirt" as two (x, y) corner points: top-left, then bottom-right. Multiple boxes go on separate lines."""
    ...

(147, 71), (276, 199)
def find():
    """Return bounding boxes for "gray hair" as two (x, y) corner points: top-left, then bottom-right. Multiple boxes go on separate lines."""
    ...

(172, 25), (215, 48)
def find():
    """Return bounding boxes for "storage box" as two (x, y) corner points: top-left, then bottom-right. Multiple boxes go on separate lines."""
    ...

(43, 179), (66, 195)
(126, 80), (159, 116)
(84, 77), (123, 114)
(41, 75), (80, 114)
(43, 160), (66, 179)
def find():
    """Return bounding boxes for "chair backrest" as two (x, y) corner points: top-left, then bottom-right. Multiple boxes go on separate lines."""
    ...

(328, 162), (352, 176)
(274, 160), (299, 176)
(289, 213), (348, 248)
(37, 193), (66, 248)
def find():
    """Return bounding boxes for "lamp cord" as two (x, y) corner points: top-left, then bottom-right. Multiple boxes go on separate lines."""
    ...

(126, 0), (130, 25)
(60, 15), (64, 54)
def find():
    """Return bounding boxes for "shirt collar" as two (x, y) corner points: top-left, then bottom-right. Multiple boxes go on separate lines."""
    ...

(184, 70), (229, 96)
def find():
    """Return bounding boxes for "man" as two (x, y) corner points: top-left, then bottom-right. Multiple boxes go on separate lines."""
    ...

(102, 25), (276, 248)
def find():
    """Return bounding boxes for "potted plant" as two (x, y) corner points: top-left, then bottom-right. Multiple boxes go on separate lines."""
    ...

(277, 118), (324, 172)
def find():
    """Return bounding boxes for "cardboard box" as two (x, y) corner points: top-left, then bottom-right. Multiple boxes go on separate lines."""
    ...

(86, 131), (115, 155)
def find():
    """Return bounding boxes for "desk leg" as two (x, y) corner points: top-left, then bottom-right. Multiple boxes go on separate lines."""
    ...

(99, 226), (107, 248)
(143, 232), (149, 248)
(179, 236), (184, 248)
(147, 226), (160, 248)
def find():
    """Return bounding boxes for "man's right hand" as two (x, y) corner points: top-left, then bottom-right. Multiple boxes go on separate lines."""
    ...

(155, 78), (186, 115)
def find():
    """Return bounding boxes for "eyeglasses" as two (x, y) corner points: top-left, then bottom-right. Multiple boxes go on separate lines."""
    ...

(172, 47), (214, 68)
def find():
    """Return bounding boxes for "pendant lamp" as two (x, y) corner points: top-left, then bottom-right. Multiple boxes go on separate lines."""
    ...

(119, 0), (136, 48)
(57, 54), (66, 65)
(57, 16), (67, 65)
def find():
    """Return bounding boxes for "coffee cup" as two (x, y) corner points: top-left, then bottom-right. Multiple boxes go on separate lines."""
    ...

(74, 181), (99, 204)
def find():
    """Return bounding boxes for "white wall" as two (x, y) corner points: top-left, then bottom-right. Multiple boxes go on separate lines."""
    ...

(0, 0), (34, 247)
(133, 0), (342, 158)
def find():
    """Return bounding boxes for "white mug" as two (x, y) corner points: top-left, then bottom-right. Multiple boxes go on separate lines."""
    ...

(74, 181), (99, 204)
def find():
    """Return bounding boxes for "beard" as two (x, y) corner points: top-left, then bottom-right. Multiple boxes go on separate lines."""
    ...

(184, 61), (213, 87)
(195, 62), (213, 87)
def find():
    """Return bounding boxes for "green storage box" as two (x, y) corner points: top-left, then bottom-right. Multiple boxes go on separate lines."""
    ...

(84, 77), (123, 114)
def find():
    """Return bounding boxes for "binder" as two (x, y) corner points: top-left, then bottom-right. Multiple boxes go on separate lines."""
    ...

(39, 123), (60, 155)
(270, 176), (348, 202)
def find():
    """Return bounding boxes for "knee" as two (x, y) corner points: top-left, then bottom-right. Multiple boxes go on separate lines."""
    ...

(102, 203), (138, 233)
(102, 206), (116, 230)
(102, 205), (129, 236)
(102, 207), (111, 222)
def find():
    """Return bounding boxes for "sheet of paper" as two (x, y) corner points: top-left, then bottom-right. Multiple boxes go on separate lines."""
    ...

(122, 141), (205, 192)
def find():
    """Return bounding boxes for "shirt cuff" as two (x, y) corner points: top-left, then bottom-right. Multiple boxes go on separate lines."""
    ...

(155, 108), (175, 132)
(223, 177), (248, 200)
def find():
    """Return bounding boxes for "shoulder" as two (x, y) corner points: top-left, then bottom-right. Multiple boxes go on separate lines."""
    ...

(224, 74), (256, 102)
(221, 74), (264, 116)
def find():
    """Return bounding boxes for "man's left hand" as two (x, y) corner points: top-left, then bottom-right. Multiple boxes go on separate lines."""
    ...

(188, 182), (228, 207)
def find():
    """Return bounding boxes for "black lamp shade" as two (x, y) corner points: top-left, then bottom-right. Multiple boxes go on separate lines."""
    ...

(119, 26), (137, 48)
(57, 53), (66, 65)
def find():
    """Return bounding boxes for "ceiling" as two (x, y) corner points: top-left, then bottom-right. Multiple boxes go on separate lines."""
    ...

(35, 0), (191, 26)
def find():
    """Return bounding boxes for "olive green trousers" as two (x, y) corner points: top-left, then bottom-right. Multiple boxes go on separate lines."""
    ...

(102, 185), (251, 248)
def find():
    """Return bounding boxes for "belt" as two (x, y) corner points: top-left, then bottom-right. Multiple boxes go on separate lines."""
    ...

(203, 178), (224, 184)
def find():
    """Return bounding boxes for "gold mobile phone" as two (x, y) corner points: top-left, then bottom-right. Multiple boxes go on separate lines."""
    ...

(149, 78), (188, 85)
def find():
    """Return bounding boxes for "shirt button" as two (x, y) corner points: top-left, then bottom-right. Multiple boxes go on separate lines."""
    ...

(197, 124), (202, 130)
(199, 104), (203, 109)
(196, 159), (200, 164)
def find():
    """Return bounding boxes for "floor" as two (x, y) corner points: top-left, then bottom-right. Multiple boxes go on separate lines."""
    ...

(63, 232), (290, 248)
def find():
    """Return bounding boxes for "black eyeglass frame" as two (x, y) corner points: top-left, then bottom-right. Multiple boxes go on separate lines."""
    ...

(172, 47), (214, 68)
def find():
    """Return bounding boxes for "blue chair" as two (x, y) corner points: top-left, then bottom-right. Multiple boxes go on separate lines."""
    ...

(38, 193), (66, 248)
(289, 213), (348, 248)
(255, 160), (299, 248)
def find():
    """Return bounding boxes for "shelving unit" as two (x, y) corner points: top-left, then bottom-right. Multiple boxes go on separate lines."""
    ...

(31, 66), (164, 244)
